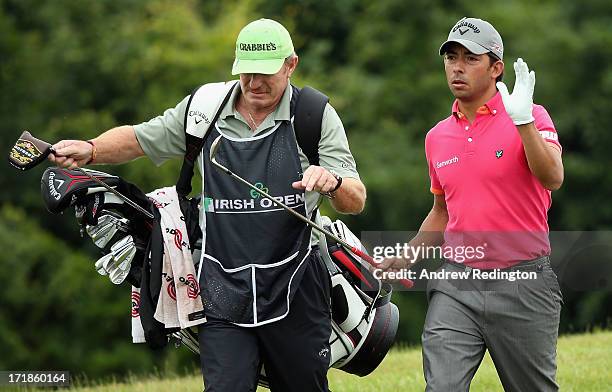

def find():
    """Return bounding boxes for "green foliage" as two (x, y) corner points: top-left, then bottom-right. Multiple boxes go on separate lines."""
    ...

(0, 205), (173, 377)
(0, 0), (610, 380)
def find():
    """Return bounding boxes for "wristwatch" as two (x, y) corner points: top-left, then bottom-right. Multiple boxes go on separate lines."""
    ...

(325, 173), (342, 199)
(330, 173), (343, 193)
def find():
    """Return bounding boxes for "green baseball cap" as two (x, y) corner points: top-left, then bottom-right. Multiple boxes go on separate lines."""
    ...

(232, 18), (294, 75)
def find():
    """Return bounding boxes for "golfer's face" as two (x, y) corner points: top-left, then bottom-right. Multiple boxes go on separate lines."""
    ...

(240, 59), (296, 111)
(444, 43), (499, 100)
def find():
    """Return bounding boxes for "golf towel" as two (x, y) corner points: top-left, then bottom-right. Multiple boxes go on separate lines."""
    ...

(147, 186), (206, 329)
(131, 286), (146, 343)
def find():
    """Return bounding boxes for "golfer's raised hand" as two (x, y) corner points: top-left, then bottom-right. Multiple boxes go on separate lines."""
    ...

(49, 139), (94, 169)
(496, 58), (536, 125)
(292, 165), (339, 193)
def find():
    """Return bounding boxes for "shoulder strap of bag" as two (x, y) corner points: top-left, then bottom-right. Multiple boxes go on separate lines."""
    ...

(176, 82), (237, 197)
(292, 86), (329, 166)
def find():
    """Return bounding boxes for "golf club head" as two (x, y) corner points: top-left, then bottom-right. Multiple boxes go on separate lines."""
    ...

(8, 131), (54, 171)
(94, 239), (134, 284)
(109, 267), (130, 285)
(209, 135), (232, 174)
(109, 235), (136, 271)
(209, 135), (223, 163)
(86, 213), (130, 248)
(41, 167), (121, 213)
(94, 253), (113, 276)
(102, 252), (116, 272)
(107, 235), (135, 285)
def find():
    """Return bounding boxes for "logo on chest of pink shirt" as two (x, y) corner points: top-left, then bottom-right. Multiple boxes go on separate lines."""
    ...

(436, 156), (459, 169)
(496, 150), (504, 159)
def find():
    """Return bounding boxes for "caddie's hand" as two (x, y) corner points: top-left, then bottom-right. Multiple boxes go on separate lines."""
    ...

(496, 58), (536, 125)
(49, 139), (94, 169)
(292, 165), (340, 193)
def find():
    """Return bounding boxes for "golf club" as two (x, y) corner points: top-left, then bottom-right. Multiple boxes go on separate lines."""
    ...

(95, 254), (113, 276)
(9, 131), (154, 219)
(109, 236), (136, 270)
(109, 267), (130, 285)
(209, 135), (414, 289)
(86, 213), (130, 248)
(91, 235), (136, 284)
(173, 329), (200, 355)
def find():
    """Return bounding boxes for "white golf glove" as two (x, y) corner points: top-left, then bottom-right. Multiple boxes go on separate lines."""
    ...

(496, 58), (535, 125)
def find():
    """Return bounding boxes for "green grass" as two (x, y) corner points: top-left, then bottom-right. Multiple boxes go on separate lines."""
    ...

(25, 331), (612, 391)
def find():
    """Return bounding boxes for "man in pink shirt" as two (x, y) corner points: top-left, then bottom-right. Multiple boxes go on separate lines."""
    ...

(381, 17), (564, 391)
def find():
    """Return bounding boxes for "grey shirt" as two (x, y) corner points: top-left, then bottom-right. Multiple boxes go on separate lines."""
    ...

(133, 82), (360, 241)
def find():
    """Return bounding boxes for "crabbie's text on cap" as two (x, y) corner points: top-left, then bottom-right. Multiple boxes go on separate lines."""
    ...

(239, 42), (277, 51)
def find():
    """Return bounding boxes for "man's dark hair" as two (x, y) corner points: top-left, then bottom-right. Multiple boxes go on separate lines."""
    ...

(488, 53), (504, 82)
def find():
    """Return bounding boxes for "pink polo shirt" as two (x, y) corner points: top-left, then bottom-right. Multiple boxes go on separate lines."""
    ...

(425, 92), (561, 268)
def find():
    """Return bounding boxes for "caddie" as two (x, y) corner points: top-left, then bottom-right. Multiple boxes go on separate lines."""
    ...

(49, 18), (366, 392)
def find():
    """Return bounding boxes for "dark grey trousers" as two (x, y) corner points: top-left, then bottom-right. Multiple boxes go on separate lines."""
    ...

(422, 257), (563, 392)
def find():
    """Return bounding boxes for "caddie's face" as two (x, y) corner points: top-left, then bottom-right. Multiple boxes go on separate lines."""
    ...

(443, 43), (503, 101)
(240, 56), (298, 112)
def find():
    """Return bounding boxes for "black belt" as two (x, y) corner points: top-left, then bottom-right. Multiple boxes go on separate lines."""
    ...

(444, 256), (550, 273)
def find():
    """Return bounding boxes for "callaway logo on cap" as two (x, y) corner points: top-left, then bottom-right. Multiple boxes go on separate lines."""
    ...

(232, 18), (294, 75)
(439, 17), (504, 60)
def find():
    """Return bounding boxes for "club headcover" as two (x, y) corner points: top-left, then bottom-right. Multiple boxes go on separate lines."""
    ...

(41, 167), (121, 214)
(8, 131), (54, 171)
(76, 192), (127, 227)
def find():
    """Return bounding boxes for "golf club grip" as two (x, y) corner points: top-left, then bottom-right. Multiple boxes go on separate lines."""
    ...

(350, 246), (414, 289)
(331, 249), (373, 289)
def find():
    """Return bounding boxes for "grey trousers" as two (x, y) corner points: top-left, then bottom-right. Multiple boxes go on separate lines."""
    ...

(422, 257), (563, 392)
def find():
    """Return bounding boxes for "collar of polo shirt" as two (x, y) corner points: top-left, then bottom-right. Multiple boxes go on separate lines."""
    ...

(452, 91), (505, 120)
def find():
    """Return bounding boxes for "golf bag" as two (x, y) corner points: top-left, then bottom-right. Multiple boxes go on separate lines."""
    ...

(40, 167), (154, 287)
(319, 217), (399, 376)
(41, 167), (199, 347)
